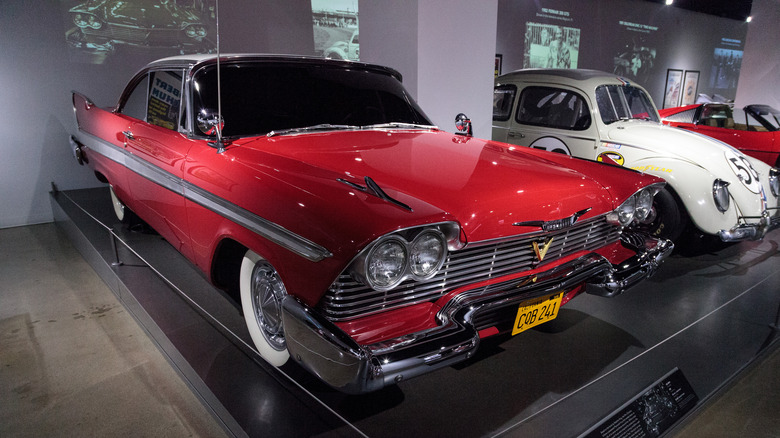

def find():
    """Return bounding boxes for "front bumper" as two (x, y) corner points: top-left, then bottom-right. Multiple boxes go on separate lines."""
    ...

(718, 213), (780, 242)
(281, 235), (673, 394)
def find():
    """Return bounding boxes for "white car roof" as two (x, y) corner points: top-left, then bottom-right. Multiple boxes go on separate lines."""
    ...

(496, 68), (647, 91)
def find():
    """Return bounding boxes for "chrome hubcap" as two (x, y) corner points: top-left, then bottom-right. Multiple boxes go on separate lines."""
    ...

(250, 261), (286, 351)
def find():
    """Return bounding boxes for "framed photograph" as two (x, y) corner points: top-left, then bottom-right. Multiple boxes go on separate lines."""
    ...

(495, 54), (503, 77)
(663, 69), (683, 108)
(681, 70), (700, 105)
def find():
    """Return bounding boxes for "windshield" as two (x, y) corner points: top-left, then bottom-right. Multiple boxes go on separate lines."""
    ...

(595, 84), (659, 124)
(192, 62), (432, 137)
(748, 105), (780, 131)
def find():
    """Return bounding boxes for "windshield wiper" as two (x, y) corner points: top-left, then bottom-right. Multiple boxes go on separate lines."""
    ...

(267, 124), (360, 137)
(364, 122), (438, 130)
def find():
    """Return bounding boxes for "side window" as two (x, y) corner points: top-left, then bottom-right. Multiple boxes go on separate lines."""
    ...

(493, 84), (517, 121)
(148, 70), (184, 131)
(516, 86), (590, 130)
(663, 108), (697, 124)
(121, 75), (149, 121)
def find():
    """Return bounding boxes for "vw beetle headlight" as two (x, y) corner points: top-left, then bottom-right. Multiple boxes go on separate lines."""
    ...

(410, 231), (446, 279)
(713, 179), (731, 212)
(769, 168), (779, 197)
(365, 238), (407, 290)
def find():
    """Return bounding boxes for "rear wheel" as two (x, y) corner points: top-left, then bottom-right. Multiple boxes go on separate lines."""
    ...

(636, 187), (687, 242)
(239, 250), (290, 366)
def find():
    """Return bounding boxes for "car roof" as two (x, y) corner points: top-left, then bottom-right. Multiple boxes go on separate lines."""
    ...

(145, 54), (404, 82)
(496, 68), (647, 91)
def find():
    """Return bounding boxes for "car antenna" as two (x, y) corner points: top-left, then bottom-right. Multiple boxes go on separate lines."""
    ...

(212, 0), (226, 154)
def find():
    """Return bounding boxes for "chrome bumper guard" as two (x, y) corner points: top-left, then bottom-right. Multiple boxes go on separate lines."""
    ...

(718, 213), (780, 242)
(282, 235), (673, 394)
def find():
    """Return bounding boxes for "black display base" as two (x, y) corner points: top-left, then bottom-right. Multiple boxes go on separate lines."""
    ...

(51, 186), (780, 437)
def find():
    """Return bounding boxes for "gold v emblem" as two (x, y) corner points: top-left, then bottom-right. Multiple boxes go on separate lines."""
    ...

(532, 237), (554, 262)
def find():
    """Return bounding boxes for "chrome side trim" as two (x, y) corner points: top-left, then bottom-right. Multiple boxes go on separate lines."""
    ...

(77, 130), (332, 262)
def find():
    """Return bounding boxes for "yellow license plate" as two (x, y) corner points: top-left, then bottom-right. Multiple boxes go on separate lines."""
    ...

(512, 292), (563, 336)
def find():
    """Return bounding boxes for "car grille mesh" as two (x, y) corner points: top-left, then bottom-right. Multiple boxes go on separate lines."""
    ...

(319, 216), (621, 321)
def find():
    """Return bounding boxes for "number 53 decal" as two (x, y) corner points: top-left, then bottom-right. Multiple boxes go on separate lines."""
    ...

(725, 150), (761, 194)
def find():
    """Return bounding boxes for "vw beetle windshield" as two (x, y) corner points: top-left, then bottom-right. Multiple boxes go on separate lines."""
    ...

(192, 62), (432, 138)
(596, 84), (659, 124)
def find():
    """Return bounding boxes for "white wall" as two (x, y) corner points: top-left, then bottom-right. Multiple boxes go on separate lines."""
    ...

(416, 0), (498, 137)
(734, 0), (780, 109)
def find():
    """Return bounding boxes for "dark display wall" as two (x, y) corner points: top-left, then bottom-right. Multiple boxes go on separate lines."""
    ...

(495, 0), (749, 107)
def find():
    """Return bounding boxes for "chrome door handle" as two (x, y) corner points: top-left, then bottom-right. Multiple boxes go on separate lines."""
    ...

(122, 130), (134, 140)
(508, 131), (525, 138)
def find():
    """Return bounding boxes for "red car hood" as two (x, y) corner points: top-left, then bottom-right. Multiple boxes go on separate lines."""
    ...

(222, 130), (655, 257)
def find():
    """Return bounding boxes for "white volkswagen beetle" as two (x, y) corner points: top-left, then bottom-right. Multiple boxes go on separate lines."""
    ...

(492, 69), (780, 242)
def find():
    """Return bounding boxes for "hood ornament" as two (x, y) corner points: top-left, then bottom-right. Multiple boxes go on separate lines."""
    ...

(513, 207), (592, 232)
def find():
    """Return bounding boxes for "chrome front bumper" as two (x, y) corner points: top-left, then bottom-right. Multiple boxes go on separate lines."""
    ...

(718, 213), (780, 242)
(281, 235), (673, 394)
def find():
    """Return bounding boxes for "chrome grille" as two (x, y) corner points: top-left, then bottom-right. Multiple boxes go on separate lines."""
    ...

(319, 216), (621, 321)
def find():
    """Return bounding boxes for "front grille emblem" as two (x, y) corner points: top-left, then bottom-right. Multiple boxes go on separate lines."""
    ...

(532, 237), (555, 262)
(513, 207), (592, 232)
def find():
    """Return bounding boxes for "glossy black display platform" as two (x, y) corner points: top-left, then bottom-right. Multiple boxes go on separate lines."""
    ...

(51, 186), (780, 437)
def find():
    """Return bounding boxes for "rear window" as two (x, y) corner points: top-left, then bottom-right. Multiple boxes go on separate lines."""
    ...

(515, 86), (591, 130)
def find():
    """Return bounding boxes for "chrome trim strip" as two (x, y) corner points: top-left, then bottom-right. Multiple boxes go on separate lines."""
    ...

(77, 130), (333, 262)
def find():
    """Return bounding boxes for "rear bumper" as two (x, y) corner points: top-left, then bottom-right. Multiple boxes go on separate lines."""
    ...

(281, 235), (673, 394)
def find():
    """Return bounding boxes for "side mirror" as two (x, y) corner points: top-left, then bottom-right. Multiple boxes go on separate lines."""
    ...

(196, 109), (225, 136)
(455, 113), (472, 137)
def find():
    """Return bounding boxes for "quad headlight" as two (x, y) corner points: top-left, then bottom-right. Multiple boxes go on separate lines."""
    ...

(353, 223), (461, 291)
(607, 184), (663, 227)
(713, 179), (731, 212)
(73, 13), (102, 29)
(185, 25), (207, 39)
(366, 238), (408, 289)
(769, 168), (779, 197)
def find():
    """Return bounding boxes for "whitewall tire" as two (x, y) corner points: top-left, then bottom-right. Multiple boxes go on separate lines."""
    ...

(239, 250), (290, 367)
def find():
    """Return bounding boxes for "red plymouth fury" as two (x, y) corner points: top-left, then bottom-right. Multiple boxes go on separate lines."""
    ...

(71, 55), (671, 393)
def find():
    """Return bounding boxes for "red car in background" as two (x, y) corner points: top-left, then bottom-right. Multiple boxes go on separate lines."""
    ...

(71, 54), (671, 393)
(660, 103), (780, 167)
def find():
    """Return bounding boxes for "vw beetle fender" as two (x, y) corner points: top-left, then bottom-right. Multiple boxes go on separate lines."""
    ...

(623, 156), (740, 235)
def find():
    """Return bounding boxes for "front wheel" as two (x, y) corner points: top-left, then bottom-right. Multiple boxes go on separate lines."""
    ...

(239, 250), (290, 366)
(636, 187), (687, 242)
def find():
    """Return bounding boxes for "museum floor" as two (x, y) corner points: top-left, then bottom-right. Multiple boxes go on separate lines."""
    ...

(2, 219), (778, 437)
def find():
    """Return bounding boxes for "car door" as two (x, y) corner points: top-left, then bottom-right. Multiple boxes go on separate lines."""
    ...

(498, 83), (598, 156)
(119, 68), (195, 257)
